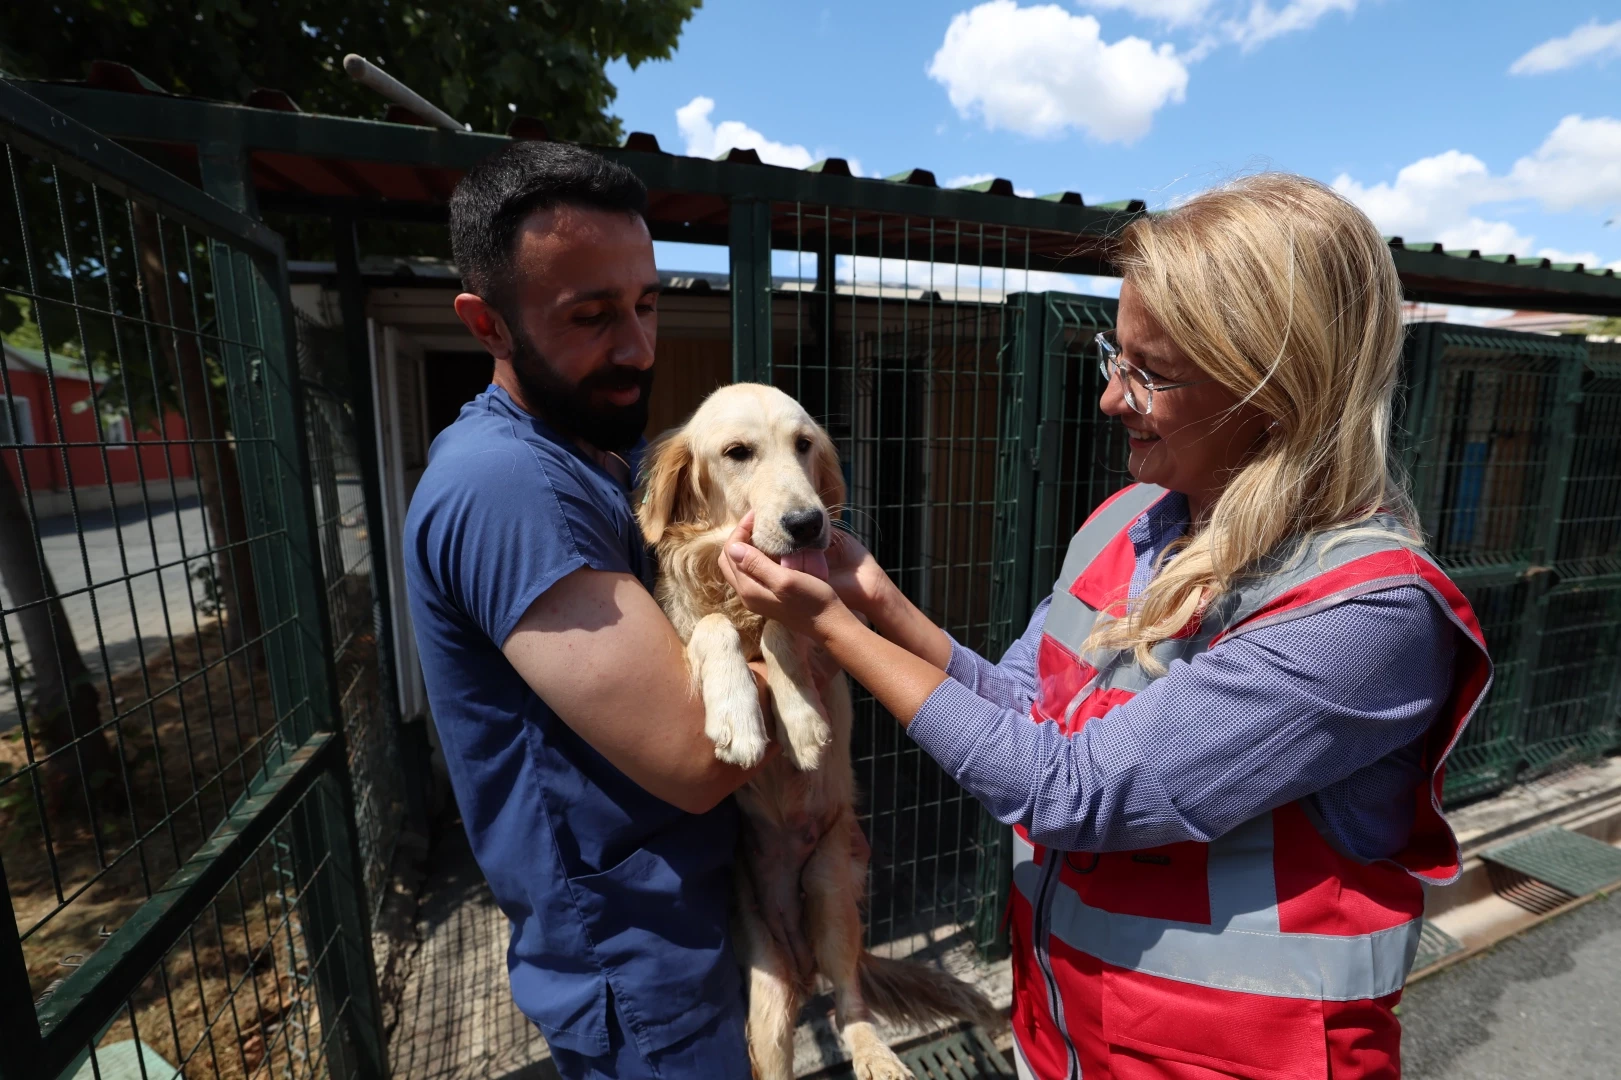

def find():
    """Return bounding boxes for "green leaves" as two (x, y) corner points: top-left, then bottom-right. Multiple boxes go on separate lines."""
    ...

(3, 0), (702, 141)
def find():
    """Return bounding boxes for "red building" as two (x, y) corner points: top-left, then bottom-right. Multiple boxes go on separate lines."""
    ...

(2, 342), (194, 510)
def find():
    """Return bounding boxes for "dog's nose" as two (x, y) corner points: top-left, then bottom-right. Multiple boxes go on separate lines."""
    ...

(781, 508), (826, 547)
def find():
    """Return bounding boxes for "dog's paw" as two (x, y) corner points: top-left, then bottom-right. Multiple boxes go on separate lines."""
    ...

(778, 698), (832, 773)
(707, 696), (769, 768)
(850, 1038), (910, 1080)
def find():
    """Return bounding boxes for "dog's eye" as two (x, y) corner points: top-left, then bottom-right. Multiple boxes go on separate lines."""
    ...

(724, 444), (753, 462)
(795, 437), (812, 454)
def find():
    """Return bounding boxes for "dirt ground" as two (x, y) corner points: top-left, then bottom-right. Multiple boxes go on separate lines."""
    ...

(1, 623), (334, 1080)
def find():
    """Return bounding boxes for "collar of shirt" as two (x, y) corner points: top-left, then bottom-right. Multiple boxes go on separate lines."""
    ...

(486, 383), (644, 492)
(1126, 489), (1191, 600)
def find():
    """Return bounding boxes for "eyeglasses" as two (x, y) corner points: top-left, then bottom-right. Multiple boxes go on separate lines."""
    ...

(1095, 330), (1211, 415)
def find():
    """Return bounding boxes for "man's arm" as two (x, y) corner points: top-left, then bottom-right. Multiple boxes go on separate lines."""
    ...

(502, 565), (770, 814)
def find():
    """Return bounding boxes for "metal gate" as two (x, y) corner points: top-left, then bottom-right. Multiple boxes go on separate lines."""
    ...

(1401, 323), (1619, 800)
(0, 82), (384, 1080)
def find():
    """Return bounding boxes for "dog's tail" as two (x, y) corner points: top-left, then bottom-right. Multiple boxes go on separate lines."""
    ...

(857, 952), (1002, 1032)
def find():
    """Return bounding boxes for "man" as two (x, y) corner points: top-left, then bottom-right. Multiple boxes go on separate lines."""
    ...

(404, 142), (767, 1079)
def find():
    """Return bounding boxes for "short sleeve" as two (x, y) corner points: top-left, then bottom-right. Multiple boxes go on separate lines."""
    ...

(408, 422), (634, 648)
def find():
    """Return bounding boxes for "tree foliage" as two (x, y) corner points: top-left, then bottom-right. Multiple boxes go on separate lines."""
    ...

(0, 0), (701, 142)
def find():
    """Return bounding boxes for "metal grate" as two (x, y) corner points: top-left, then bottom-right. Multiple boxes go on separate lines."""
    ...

(809, 1024), (1014, 1080)
(1410, 919), (1464, 974)
(901, 1025), (1015, 1080)
(1481, 826), (1621, 898)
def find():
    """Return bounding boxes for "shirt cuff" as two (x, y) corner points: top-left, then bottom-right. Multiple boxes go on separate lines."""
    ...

(909, 676), (1003, 779)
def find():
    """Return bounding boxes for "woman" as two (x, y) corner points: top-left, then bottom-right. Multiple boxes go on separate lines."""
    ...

(720, 174), (1491, 1080)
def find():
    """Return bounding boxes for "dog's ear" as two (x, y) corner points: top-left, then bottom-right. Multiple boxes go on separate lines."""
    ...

(811, 427), (846, 521)
(637, 430), (700, 544)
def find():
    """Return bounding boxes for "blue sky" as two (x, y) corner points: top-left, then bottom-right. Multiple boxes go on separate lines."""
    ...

(608, 1), (1621, 306)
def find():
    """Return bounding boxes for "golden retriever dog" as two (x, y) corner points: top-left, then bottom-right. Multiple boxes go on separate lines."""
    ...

(637, 383), (996, 1080)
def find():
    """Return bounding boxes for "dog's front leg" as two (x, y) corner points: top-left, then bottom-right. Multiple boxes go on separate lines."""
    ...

(689, 613), (769, 767)
(761, 621), (832, 772)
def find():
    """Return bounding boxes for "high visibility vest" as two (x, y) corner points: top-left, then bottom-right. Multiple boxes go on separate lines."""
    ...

(1008, 485), (1492, 1080)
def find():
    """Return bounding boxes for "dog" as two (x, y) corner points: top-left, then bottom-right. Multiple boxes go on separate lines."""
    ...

(637, 383), (997, 1080)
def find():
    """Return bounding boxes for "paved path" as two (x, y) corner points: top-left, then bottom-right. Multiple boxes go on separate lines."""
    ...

(1403, 892), (1621, 1079)
(3, 480), (365, 731)
(2, 497), (215, 731)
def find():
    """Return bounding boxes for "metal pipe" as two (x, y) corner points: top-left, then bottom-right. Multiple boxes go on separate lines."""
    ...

(342, 54), (466, 132)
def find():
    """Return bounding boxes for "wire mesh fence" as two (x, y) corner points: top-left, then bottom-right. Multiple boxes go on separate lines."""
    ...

(765, 207), (1041, 954)
(40, 753), (367, 1080)
(1, 81), (383, 1080)
(293, 313), (403, 921)
(1402, 324), (1617, 801)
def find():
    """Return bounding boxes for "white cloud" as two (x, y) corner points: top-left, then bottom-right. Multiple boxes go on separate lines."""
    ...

(1331, 149), (1530, 254)
(675, 96), (865, 175)
(1333, 115), (1621, 264)
(1076, 0), (1216, 27)
(943, 172), (1038, 197)
(1224, 0), (1358, 51)
(1510, 19), (1621, 75)
(1537, 248), (1621, 270)
(835, 256), (1119, 298)
(1505, 115), (1621, 212)
(926, 1), (1188, 143)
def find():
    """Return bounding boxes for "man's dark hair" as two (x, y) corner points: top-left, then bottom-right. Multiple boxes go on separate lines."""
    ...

(449, 141), (648, 314)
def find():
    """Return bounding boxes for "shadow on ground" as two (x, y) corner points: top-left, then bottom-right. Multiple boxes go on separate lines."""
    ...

(1402, 892), (1620, 1080)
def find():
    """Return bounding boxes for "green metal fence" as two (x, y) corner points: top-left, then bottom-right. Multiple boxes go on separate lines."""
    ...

(757, 208), (1045, 957)
(0, 82), (385, 1080)
(1401, 324), (1620, 800)
(294, 313), (407, 919)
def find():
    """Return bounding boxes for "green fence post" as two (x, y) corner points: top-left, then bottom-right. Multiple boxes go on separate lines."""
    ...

(730, 197), (772, 384)
(331, 214), (431, 834)
(1535, 342), (1589, 562)
(0, 858), (44, 1077)
(973, 291), (1047, 960)
(200, 145), (389, 1080)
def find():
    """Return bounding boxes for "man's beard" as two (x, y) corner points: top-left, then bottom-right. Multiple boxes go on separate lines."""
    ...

(508, 329), (653, 453)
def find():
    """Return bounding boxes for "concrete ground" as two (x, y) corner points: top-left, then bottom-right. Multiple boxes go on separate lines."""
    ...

(3, 481), (365, 731)
(2, 495), (216, 731)
(1403, 892), (1621, 1080)
(384, 820), (1007, 1080)
(387, 826), (558, 1080)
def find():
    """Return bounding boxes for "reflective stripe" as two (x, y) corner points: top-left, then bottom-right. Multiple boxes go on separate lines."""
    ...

(1014, 819), (1419, 1000)
(1039, 484), (1165, 664)
(1055, 484), (1168, 588)
(1045, 885), (1421, 1001)
(1208, 814), (1279, 934)
(1043, 589), (1100, 658)
(1012, 1036), (1041, 1080)
(1012, 829), (1038, 901)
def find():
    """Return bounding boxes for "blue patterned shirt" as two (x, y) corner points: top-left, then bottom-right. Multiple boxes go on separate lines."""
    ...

(908, 491), (1457, 859)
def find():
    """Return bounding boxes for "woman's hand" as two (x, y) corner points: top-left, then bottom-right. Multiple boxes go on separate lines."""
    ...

(823, 527), (896, 618)
(719, 513), (850, 640)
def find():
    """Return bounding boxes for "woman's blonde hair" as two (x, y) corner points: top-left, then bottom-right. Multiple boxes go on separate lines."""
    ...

(1084, 172), (1419, 670)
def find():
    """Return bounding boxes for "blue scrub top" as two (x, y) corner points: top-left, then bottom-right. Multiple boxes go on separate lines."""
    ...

(402, 385), (741, 1058)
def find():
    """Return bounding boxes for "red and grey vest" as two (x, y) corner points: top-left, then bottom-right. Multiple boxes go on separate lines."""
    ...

(1008, 485), (1492, 1080)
